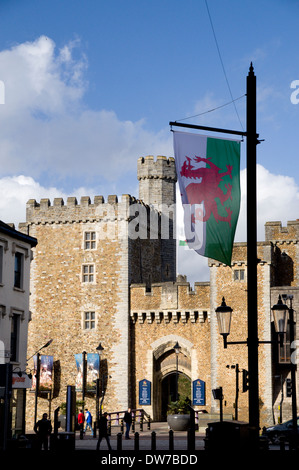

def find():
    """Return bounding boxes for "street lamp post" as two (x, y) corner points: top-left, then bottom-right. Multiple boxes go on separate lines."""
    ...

(215, 296), (289, 441)
(29, 339), (53, 426)
(96, 342), (104, 419)
(174, 342), (181, 401)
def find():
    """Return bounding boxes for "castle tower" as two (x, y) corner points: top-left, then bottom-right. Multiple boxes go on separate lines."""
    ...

(137, 155), (177, 282)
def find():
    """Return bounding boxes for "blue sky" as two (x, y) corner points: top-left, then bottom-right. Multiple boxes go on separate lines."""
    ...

(0, 0), (299, 282)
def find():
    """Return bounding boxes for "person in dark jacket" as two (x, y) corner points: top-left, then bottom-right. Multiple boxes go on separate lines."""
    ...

(34, 413), (52, 450)
(123, 408), (132, 439)
(96, 412), (112, 451)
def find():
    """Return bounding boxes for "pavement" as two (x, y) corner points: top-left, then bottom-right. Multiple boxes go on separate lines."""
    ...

(75, 421), (206, 452)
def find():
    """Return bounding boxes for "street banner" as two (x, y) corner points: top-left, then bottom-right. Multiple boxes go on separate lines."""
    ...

(173, 131), (241, 265)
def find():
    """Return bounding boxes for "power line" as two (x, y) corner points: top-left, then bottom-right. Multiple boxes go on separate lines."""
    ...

(204, 0), (244, 131)
(175, 94), (245, 123)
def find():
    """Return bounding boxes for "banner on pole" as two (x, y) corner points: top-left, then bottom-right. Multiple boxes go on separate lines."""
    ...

(173, 131), (241, 266)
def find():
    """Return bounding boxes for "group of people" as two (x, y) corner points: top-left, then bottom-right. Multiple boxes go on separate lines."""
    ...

(34, 407), (133, 451)
(77, 408), (94, 436)
(96, 407), (132, 451)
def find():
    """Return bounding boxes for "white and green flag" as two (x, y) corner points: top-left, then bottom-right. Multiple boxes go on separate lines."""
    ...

(173, 131), (241, 266)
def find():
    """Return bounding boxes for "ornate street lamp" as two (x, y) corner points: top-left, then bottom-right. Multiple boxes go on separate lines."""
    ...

(271, 295), (288, 343)
(215, 298), (233, 349)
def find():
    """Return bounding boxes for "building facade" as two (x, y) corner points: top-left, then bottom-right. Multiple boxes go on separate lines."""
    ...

(20, 156), (298, 431)
(0, 220), (37, 441)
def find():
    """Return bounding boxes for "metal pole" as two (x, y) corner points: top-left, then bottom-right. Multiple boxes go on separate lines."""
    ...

(82, 351), (86, 404)
(235, 364), (239, 421)
(176, 353), (178, 401)
(34, 353), (40, 425)
(246, 63), (260, 447)
(219, 387), (223, 422)
(289, 299), (297, 447)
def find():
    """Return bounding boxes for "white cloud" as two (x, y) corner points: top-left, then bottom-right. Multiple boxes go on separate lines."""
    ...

(0, 36), (172, 186)
(0, 175), (93, 226)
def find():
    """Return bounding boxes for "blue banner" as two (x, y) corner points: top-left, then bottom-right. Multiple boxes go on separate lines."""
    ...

(192, 379), (205, 406)
(139, 379), (151, 405)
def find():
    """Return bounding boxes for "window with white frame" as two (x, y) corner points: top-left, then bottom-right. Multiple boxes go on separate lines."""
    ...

(84, 311), (96, 330)
(82, 264), (94, 283)
(84, 231), (96, 250)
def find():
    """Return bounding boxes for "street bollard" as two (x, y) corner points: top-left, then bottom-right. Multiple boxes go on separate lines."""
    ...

(117, 432), (122, 451)
(135, 432), (139, 451)
(151, 431), (156, 451)
(169, 429), (174, 451)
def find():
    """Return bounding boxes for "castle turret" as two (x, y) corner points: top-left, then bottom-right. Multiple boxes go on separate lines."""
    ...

(137, 155), (177, 282)
(137, 155), (177, 208)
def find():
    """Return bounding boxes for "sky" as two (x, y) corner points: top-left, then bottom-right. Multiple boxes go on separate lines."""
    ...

(0, 0), (299, 284)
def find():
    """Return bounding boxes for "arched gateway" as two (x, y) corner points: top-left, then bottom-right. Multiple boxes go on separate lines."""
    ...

(151, 335), (193, 421)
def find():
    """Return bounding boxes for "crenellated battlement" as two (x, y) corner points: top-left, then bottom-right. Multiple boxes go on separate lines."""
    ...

(265, 219), (299, 242)
(25, 193), (149, 225)
(130, 276), (210, 324)
(137, 155), (177, 182)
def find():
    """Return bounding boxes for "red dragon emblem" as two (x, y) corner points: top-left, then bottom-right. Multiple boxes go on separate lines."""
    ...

(180, 155), (233, 227)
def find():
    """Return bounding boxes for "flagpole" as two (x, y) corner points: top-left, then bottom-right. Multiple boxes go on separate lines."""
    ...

(170, 63), (260, 449)
(169, 121), (246, 137)
(246, 63), (259, 447)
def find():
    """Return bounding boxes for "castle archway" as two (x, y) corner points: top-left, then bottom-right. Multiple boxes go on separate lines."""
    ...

(161, 373), (191, 421)
(151, 335), (193, 421)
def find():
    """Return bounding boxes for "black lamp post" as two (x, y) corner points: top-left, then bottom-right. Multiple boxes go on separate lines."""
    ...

(96, 343), (104, 419)
(174, 342), (181, 401)
(29, 339), (53, 425)
(216, 296), (290, 438)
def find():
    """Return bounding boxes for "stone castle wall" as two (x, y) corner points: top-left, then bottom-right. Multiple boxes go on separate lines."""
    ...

(209, 242), (274, 426)
(130, 278), (211, 420)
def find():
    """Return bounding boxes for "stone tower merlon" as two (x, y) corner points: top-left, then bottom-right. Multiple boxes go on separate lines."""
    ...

(265, 220), (299, 242)
(137, 155), (177, 208)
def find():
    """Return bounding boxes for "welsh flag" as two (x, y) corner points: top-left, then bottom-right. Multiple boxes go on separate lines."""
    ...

(173, 131), (241, 266)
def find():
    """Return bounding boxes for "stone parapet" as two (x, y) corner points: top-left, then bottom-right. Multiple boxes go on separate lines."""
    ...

(25, 194), (136, 225)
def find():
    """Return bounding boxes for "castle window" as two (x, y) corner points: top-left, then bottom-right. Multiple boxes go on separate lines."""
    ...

(84, 231), (96, 250)
(84, 311), (95, 330)
(234, 269), (245, 281)
(82, 264), (94, 283)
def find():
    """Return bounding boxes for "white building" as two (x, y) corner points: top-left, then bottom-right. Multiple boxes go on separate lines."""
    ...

(0, 220), (37, 441)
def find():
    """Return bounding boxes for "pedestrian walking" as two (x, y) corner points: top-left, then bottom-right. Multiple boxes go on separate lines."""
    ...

(84, 408), (94, 436)
(34, 413), (52, 450)
(96, 412), (112, 451)
(78, 409), (85, 439)
(123, 408), (132, 439)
